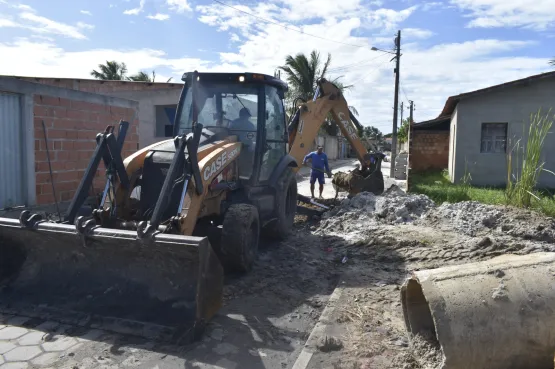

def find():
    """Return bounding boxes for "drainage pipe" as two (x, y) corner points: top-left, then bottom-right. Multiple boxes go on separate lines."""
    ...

(401, 252), (555, 369)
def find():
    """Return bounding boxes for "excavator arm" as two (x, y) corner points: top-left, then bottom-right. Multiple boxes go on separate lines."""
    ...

(286, 78), (385, 196)
(287, 78), (379, 171)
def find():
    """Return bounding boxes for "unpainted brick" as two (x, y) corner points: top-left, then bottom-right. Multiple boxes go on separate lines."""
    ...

(70, 100), (106, 112)
(34, 105), (49, 117)
(66, 109), (89, 121)
(37, 193), (55, 205)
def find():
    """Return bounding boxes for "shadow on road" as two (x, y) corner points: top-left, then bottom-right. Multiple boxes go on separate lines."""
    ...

(0, 212), (406, 369)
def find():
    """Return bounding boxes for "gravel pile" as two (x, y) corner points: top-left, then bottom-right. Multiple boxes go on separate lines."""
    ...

(316, 186), (435, 239)
(422, 201), (503, 237)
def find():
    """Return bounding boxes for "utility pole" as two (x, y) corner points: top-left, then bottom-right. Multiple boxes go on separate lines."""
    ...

(390, 30), (401, 178)
(407, 100), (414, 192)
(400, 101), (404, 129)
(409, 100), (414, 125)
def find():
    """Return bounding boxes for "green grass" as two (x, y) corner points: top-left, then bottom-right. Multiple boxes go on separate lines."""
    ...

(410, 170), (555, 217)
(411, 109), (555, 218)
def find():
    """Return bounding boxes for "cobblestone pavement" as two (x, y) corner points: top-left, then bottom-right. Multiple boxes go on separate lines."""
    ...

(0, 287), (327, 369)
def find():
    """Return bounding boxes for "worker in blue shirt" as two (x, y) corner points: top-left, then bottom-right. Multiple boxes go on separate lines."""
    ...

(303, 146), (331, 199)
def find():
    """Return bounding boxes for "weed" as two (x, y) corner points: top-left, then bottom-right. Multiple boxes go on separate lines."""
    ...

(506, 109), (555, 210)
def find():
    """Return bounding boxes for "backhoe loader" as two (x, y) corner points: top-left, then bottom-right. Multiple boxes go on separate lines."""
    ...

(0, 71), (384, 343)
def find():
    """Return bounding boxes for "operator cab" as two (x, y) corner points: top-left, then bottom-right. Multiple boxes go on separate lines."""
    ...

(175, 72), (289, 183)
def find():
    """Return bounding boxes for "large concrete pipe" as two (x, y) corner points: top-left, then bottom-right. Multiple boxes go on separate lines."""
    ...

(401, 252), (555, 369)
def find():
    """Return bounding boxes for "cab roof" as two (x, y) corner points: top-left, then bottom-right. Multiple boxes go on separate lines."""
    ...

(181, 71), (288, 92)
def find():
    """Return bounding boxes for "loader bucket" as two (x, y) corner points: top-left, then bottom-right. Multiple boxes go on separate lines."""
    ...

(0, 212), (224, 343)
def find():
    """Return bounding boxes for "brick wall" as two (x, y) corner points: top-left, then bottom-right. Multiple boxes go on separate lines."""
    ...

(33, 94), (139, 205)
(16, 77), (182, 94)
(410, 131), (450, 172)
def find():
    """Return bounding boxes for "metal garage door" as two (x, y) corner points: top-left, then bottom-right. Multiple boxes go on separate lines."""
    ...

(0, 92), (24, 209)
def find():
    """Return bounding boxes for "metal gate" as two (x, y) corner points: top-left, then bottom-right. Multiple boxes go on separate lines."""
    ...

(0, 92), (24, 209)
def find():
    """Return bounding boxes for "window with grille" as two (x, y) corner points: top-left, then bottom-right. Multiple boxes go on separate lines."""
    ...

(480, 123), (507, 153)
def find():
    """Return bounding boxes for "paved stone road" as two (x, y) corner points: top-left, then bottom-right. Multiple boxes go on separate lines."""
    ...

(0, 283), (322, 369)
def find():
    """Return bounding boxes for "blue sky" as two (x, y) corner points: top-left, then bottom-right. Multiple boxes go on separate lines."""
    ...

(0, 0), (554, 133)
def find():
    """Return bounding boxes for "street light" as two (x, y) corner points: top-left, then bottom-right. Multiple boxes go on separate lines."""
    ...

(371, 46), (394, 54)
(371, 30), (401, 179)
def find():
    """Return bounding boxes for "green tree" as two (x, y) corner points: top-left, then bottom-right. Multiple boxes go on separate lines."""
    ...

(279, 50), (353, 104)
(90, 61), (128, 80)
(362, 126), (383, 141)
(128, 71), (152, 82)
(279, 50), (355, 136)
(397, 118), (411, 143)
(128, 70), (173, 83)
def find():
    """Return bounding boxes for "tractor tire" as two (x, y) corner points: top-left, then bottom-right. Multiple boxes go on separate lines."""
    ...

(263, 168), (297, 240)
(220, 203), (260, 273)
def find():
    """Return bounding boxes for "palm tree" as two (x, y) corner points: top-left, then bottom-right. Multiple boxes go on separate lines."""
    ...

(90, 61), (128, 80)
(128, 71), (152, 82)
(550, 58), (555, 67)
(127, 70), (174, 83)
(279, 50), (356, 137)
(278, 50), (352, 102)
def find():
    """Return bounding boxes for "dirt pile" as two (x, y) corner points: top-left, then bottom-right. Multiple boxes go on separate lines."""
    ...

(305, 188), (555, 369)
(316, 186), (435, 240)
(421, 201), (555, 242)
(421, 201), (503, 236)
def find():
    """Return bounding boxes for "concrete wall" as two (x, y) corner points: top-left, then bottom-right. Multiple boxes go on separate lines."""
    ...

(0, 77), (139, 206)
(323, 135), (339, 160)
(452, 77), (555, 187)
(10, 76), (182, 148)
(411, 131), (450, 172)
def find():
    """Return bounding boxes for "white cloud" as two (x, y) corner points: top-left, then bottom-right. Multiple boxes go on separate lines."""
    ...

(80, 10), (92, 16)
(403, 28), (435, 40)
(365, 6), (418, 31)
(422, 2), (445, 11)
(0, 1), (552, 133)
(123, 0), (145, 15)
(0, 38), (208, 79)
(18, 12), (87, 39)
(147, 13), (170, 21)
(0, 15), (19, 28)
(451, 0), (555, 30)
(12, 3), (33, 11)
(76, 21), (94, 30)
(167, 0), (192, 13)
(0, 4), (91, 39)
(194, 2), (550, 130)
(0, 8), (89, 40)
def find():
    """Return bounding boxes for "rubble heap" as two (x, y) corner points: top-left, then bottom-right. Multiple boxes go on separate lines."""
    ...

(316, 186), (435, 239)
(421, 201), (503, 237)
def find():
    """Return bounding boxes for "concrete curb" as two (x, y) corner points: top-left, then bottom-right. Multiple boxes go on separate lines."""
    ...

(291, 279), (345, 369)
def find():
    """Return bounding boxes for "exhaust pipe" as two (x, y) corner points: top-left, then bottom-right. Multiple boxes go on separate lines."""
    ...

(401, 252), (555, 369)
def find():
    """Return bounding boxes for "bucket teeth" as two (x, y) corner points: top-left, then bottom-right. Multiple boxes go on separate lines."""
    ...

(19, 210), (44, 228)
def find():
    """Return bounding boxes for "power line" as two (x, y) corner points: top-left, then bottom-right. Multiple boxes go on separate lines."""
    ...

(212, 0), (369, 48)
(360, 57), (392, 82)
(327, 53), (389, 73)
(401, 84), (411, 105)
